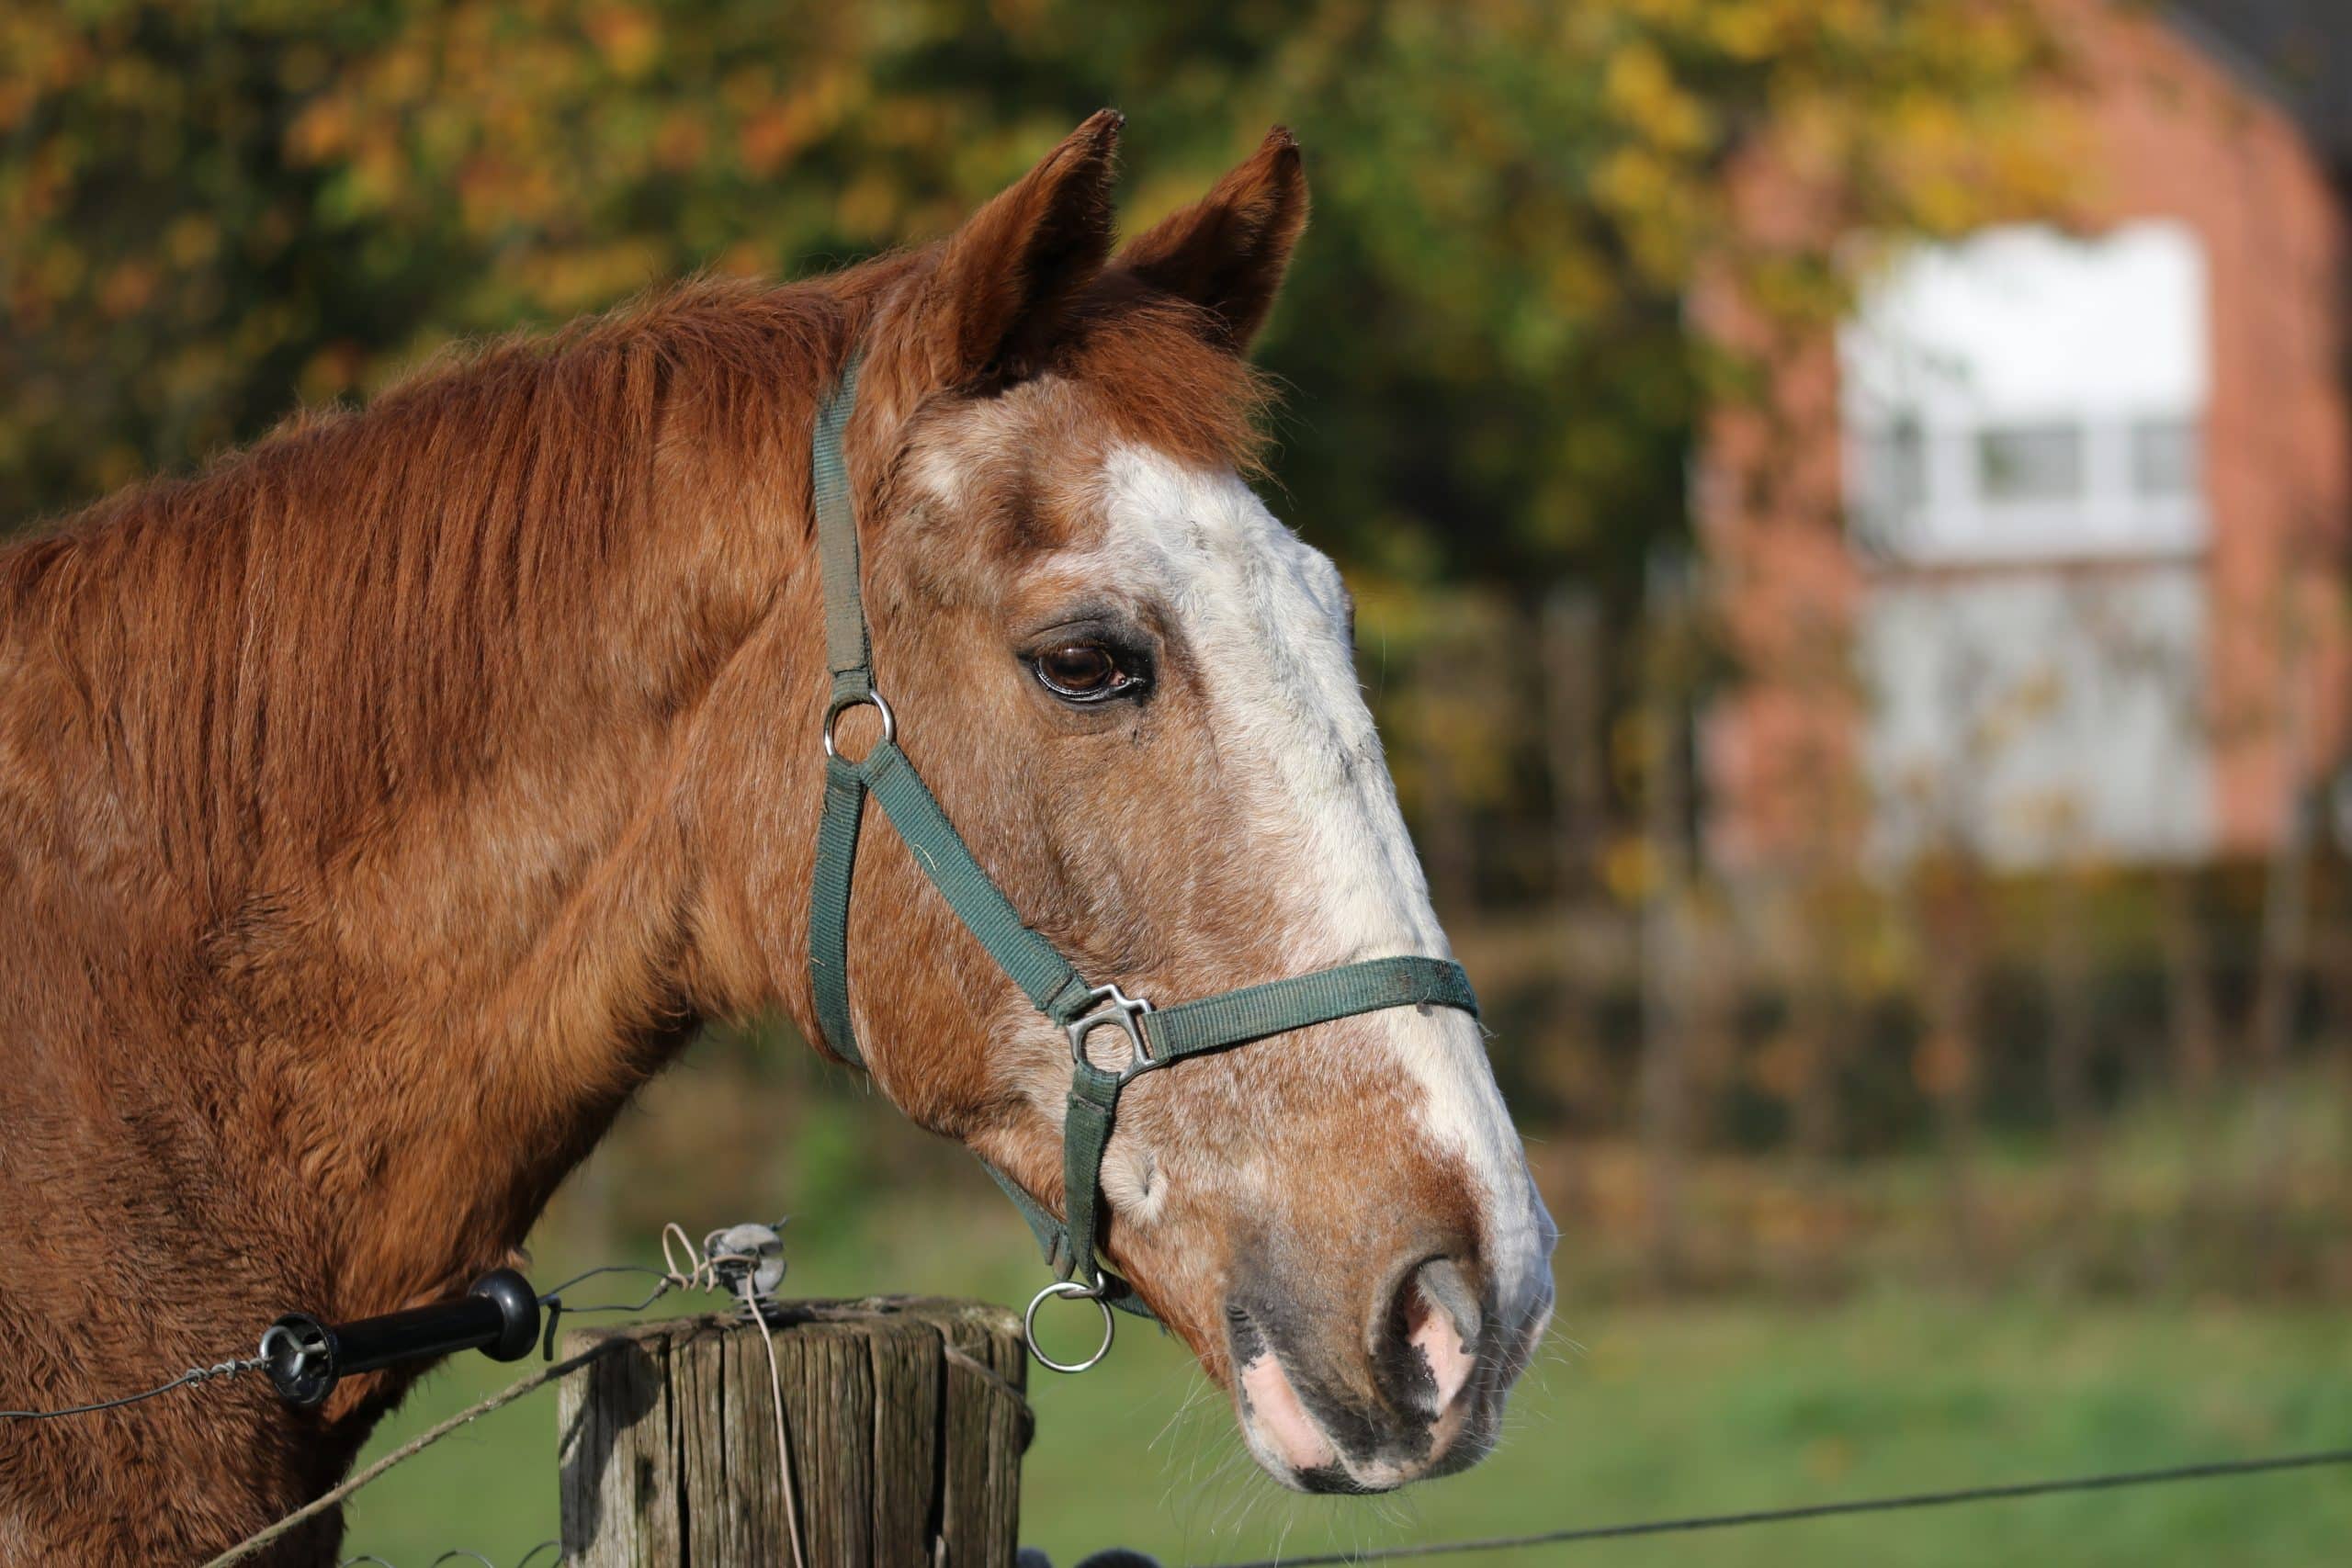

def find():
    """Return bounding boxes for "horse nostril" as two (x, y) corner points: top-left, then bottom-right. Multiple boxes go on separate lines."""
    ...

(1379, 1254), (1483, 1417)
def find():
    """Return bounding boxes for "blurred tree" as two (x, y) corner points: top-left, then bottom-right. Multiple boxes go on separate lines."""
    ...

(6, 0), (2063, 603)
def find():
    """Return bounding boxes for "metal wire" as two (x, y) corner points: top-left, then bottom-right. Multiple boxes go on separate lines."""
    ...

(331, 1549), (560, 1568)
(532, 1263), (677, 1314)
(0, 1256), (692, 1427)
(207, 1224), (797, 1568)
(200, 1339), (634, 1568)
(0, 1353), (266, 1421)
(1207, 1444), (2352, 1565)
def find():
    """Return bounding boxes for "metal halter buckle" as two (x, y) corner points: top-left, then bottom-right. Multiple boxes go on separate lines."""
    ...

(821, 688), (896, 761)
(1065, 983), (1157, 1080)
(1023, 1280), (1116, 1373)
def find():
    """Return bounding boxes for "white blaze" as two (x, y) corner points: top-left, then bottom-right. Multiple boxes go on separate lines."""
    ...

(1093, 446), (1554, 1320)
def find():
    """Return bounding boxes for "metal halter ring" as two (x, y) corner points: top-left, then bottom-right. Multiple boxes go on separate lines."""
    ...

(1023, 1280), (1116, 1373)
(821, 688), (896, 761)
(1066, 982), (1158, 1081)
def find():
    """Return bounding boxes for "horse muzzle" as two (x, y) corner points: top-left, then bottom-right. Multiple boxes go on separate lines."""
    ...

(1223, 1232), (1555, 1494)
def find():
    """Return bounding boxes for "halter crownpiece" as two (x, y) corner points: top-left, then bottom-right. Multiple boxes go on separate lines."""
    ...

(802, 350), (1480, 1371)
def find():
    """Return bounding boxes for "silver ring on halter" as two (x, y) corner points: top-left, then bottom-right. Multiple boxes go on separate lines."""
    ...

(1023, 1280), (1115, 1373)
(821, 688), (896, 760)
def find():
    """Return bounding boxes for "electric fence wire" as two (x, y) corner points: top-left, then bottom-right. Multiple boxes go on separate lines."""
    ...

(197, 1223), (808, 1568)
(1207, 1443), (2352, 1566)
(334, 1547), (560, 1568)
(0, 1352), (267, 1422)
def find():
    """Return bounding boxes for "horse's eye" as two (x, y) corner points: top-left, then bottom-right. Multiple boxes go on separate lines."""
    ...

(1033, 641), (1138, 702)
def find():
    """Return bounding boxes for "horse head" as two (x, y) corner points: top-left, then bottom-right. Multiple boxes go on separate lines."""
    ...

(744, 113), (1558, 1493)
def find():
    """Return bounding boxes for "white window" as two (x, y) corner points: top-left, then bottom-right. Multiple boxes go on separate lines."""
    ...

(1839, 222), (2217, 867)
(1840, 221), (2211, 564)
(1860, 567), (2212, 868)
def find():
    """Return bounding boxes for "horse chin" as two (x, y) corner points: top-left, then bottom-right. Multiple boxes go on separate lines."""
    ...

(1230, 1350), (1496, 1495)
(1222, 1327), (1487, 1494)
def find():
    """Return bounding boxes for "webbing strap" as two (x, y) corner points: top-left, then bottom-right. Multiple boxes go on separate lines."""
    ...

(980, 1157), (1158, 1318)
(1139, 957), (1476, 1061)
(815, 731), (1483, 1296)
(1060, 1066), (1121, 1302)
(808, 756), (868, 1067)
(813, 352), (870, 706)
(861, 745), (1091, 1021)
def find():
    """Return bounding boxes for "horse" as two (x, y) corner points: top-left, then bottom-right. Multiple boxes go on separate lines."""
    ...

(0, 111), (1557, 1562)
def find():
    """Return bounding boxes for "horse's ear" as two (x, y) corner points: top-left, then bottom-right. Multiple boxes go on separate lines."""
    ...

(1115, 126), (1307, 352)
(923, 108), (1122, 386)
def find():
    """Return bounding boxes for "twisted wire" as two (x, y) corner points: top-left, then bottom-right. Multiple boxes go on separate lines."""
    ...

(0, 1352), (267, 1422)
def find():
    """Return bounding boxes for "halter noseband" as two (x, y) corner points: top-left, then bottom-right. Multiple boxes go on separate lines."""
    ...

(804, 352), (1480, 1371)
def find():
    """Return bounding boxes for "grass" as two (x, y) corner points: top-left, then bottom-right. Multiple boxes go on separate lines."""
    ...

(336, 1194), (2352, 1567)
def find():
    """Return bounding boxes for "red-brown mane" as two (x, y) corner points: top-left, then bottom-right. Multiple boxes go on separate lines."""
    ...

(2, 275), (843, 914)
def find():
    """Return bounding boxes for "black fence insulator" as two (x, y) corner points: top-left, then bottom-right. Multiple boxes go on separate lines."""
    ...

(265, 1269), (540, 1407)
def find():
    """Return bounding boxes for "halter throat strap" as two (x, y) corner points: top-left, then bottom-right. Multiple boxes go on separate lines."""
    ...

(802, 352), (1480, 1337)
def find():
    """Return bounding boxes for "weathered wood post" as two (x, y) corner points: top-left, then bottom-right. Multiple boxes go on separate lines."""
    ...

(558, 1298), (1030, 1568)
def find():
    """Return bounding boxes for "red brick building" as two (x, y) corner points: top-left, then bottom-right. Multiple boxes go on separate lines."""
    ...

(1700, 0), (2352, 874)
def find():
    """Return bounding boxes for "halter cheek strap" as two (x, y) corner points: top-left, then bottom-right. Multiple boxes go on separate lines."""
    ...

(803, 352), (1481, 1361)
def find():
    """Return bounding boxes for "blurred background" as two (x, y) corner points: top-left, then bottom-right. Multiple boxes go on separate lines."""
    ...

(6, 1), (2351, 1562)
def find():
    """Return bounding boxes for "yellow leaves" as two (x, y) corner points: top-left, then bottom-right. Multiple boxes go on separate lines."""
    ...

(340, 130), (413, 220)
(96, 51), (168, 111)
(0, 0), (2072, 557)
(711, 240), (770, 277)
(232, 303), (300, 365)
(1594, 142), (1668, 213)
(653, 108), (710, 173)
(371, 33), (434, 106)
(585, 6), (662, 80)
(164, 214), (220, 270)
(300, 341), (370, 402)
(1592, 144), (1707, 283)
(1604, 835), (1655, 905)
(1545, 247), (1616, 321)
(286, 96), (355, 164)
(719, 62), (780, 118)
(513, 237), (672, 315)
(1706, 0), (1781, 62)
(29, 240), (84, 305)
(1622, 0), (1702, 28)
(836, 171), (904, 242)
(91, 441), (145, 496)
(1603, 39), (1709, 154)
(740, 94), (835, 179)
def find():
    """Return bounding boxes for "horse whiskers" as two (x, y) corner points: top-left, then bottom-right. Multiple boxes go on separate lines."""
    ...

(1148, 1368), (1218, 1456)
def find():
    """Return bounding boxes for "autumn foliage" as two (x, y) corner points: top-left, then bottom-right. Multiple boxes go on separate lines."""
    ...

(4, 0), (2064, 587)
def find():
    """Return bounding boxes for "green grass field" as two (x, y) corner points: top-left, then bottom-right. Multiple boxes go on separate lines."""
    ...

(338, 1194), (2352, 1568)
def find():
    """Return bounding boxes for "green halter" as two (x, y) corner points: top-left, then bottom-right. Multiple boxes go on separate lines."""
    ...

(804, 352), (1480, 1370)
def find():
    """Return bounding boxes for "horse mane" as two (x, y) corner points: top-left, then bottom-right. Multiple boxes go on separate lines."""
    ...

(0, 254), (1270, 916)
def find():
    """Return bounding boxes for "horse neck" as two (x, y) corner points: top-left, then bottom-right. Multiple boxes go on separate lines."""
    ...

(0, 299), (852, 1322)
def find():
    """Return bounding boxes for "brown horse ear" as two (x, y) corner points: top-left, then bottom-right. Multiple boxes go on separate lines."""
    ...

(1116, 126), (1307, 352)
(925, 108), (1122, 385)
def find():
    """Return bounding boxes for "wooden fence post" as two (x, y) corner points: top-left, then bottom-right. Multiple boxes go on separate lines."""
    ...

(557, 1298), (1029, 1568)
